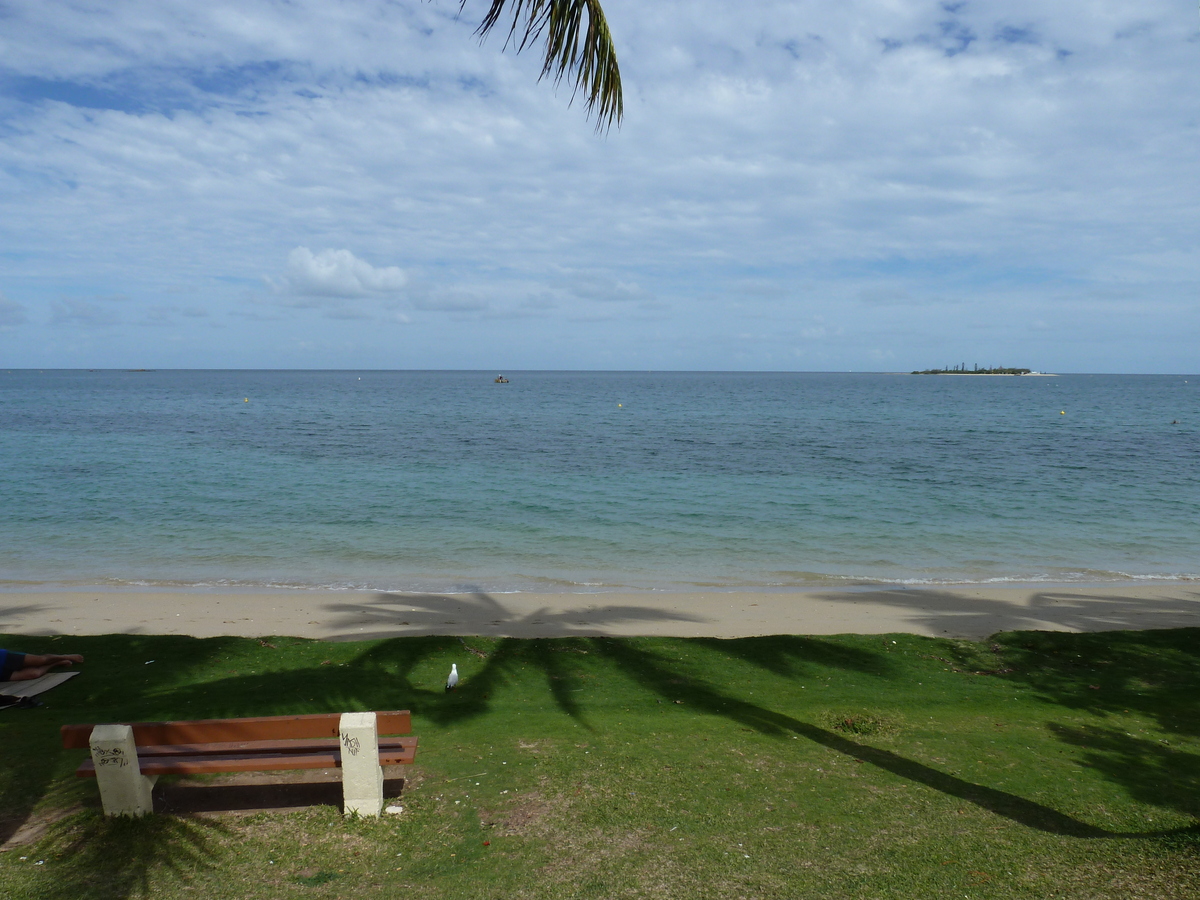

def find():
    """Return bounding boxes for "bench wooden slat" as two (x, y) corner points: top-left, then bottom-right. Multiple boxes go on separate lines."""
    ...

(127, 736), (416, 758)
(60, 711), (412, 749)
(74, 743), (417, 777)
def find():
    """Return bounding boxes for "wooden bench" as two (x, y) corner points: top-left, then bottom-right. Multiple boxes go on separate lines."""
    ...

(61, 711), (417, 817)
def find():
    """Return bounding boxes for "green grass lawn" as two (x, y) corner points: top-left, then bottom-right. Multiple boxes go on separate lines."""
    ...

(0, 628), (1197, 899)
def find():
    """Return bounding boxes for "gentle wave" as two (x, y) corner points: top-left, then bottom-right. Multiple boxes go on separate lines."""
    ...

(4, 569), (1197, 596)
(2, 369), (1198, 593)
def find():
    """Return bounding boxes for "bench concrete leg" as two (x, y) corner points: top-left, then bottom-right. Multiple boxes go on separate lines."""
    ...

(90, 724), (157, 817)
(340, 712), (383, 817)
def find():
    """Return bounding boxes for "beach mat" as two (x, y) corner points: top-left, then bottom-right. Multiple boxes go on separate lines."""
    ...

(0, 671), (79, 710)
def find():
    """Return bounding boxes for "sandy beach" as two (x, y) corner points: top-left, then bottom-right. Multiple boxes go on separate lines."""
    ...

(1, 583), (1198, 642)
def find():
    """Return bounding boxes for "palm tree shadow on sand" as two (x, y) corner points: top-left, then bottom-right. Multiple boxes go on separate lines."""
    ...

(0, 602), (51, 631)
(319, 590), (707, 641)
(810, 586), (1200, 639)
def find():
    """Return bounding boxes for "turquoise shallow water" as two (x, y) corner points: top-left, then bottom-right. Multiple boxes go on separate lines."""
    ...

(0, 370), (1197, 592)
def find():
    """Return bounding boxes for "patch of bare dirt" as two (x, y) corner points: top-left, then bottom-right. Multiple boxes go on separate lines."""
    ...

(0, 804), (82, 850)
(478, 792), (556, 835)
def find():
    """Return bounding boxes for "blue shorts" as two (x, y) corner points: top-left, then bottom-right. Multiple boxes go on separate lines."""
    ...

(0, 650), (27, 682)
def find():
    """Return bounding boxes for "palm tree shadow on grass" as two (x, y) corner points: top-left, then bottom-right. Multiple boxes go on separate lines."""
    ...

(690, 634), (892, 679)
(34, 812), (228, 900)
(980, 628), (1200, 739)
(799, 595), (1200, 829)
(975, 628), (1200, 825)
(38, 625), (1200, 850)
(88, 634), (574, 734)
(1050, 723), (1200, 821)
(351, 633), (595, 728)
(172, 629), (1197, 841)
(588, 638), (1199, 840)
(350, 630), (1198, 839)
(0, 633), (246, 850)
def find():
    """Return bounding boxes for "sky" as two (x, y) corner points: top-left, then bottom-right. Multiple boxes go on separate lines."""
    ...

(0, 1), (1197, 372)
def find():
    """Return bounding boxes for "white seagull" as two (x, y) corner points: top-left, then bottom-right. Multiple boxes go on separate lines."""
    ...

(446, 663), (459, 691)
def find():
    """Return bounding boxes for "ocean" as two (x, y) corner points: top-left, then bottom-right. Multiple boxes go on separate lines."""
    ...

(1, 370), (1196, 593)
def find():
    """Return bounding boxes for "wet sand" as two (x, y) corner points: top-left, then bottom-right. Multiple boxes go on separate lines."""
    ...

(1, 584), (1198, 641)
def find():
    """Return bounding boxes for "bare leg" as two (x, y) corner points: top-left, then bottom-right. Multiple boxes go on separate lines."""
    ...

(5, 654), (84, 682)
(22, 654), (84, 667)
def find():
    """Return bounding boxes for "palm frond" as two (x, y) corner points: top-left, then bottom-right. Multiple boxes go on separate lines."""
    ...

(470, 0), (623, 130)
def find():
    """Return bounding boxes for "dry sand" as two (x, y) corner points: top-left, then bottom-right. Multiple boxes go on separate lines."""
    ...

(2, 583), (1198, 641)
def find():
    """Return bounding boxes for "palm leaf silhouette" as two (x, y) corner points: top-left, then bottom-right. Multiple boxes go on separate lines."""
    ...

(471, 0), (623, 130)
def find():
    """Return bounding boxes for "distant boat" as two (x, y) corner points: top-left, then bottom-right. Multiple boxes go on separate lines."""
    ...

(494, 375), (509, 383)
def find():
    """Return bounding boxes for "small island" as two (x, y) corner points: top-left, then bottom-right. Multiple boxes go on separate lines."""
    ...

(912, 364), (1033, 375)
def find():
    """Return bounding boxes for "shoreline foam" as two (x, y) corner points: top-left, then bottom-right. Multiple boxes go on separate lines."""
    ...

(1, 584), (1197, 642)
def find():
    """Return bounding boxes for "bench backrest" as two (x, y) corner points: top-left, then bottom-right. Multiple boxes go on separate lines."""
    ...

(60, 710), (411, 749)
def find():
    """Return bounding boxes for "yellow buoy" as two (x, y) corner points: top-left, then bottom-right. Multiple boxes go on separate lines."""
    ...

(1060, 410), (1065, 415)
(245, 398), (249, 402)
(618, 403), (623, 407)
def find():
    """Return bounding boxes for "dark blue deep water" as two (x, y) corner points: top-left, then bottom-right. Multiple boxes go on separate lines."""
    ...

(1, 370), (1197, 592)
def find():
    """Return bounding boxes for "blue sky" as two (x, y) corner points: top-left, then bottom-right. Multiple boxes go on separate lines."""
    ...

(1, 0), (1197, 372)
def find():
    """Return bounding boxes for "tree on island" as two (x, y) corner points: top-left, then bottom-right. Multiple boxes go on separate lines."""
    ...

(911, 365), (1033, 375)
(471, 0), (623, 129)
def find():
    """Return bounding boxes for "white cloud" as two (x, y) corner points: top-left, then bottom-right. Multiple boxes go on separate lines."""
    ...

(0, 1), (1196, 370)
(278, 247), (407, 299)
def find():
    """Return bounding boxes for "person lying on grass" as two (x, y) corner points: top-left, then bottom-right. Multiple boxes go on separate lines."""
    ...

(0, 648), (84, 682)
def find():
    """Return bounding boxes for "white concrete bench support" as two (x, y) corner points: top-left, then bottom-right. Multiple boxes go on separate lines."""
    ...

(89, 724), (157, 817)
(339, 711), (383, 817)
